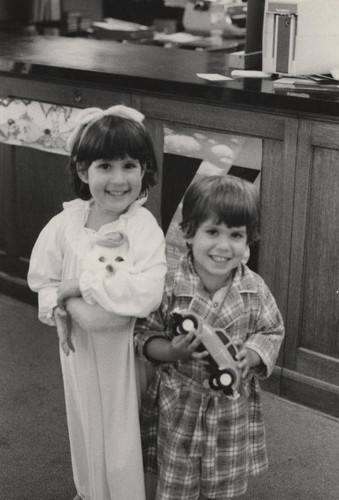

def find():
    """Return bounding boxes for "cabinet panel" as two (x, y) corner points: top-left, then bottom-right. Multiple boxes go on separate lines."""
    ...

(0, 145), (16, 253)
(300, 147), (339, 357)
(283, 120), (339, 417)
(16, 147), (73, 258)
(0, 145), (73, 258)
(4, 75), (339, 414)
(259, 120), (298, 373)
(0, 77), (286, 140)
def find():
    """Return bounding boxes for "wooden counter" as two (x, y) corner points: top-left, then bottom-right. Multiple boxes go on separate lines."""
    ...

(1, 34), (339, 115)
(0, 34), (338, 417)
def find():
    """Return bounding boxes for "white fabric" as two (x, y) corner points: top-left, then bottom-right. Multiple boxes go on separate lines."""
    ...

(67, 104), (145, 150)
(27, 197), (166, 500)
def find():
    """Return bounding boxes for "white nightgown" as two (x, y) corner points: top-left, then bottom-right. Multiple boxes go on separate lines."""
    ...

(27, 197), (166, 500)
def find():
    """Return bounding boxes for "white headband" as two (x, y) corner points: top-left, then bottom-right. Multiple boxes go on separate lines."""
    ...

(67, 104), (145, 151)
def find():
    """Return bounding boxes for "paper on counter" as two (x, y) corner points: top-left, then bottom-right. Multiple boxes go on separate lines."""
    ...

(197, 73), (233, 81)
(154, 32), (202, 43)
(231, 70), (272, 78)
(94, 19), (150, 31)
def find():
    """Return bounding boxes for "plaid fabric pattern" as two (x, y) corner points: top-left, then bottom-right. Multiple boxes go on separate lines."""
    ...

(135, 252), (284, 499)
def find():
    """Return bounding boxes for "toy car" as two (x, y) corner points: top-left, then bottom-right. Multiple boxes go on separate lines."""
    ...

(171, 308), (242, 398)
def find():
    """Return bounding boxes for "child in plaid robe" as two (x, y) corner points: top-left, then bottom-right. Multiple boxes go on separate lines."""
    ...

(134, 175), (284, 499)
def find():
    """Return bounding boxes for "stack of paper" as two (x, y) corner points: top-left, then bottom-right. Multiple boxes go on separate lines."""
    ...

(92, 18), (154, 40)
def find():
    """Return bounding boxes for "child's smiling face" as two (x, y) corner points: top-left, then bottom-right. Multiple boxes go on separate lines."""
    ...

(187, 218), (248, 294)
(78, 155), (144, 221)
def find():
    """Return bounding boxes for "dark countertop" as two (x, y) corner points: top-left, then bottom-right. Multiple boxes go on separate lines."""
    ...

(0, 33), (339, 117)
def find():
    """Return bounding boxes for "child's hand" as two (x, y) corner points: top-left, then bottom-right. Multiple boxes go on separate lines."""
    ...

(57, 279), (81, 309)
(236, 346), (262, 379)
(169, 331), (207, 362)
(54, 306), (75, 356)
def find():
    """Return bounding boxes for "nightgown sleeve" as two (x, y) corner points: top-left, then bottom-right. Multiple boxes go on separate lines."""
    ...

(79, 211), (167, 318)
(27, 214), (64, 326)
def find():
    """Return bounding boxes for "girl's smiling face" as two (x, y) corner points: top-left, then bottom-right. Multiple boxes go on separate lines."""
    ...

(187, 218), (248, 294)
(78, 156), (144, 222)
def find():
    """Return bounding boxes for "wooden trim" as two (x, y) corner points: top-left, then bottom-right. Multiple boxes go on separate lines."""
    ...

(277, 118), (299, 367)
(311, 122), (339, 149)
(261, 365), (283, 395)
(280, 368), (339, 419)
(143, 118), (164, 226)
(296, 348), (339, 387)
(141, 99), (285, 140)
(0, 271), (36, 306)
(0, 76), (286, 140)
(0, 75), (134, 112)
(258, 118), (298, 367)
(283, 120), (313, 370)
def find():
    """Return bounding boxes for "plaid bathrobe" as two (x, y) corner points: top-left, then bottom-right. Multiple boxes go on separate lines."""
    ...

(134, 252), (284, 499)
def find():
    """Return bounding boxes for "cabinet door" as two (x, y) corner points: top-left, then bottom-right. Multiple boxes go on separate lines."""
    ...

(283, 120), (339, 417)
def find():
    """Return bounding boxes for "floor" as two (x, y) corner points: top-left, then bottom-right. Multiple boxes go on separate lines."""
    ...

(1, 293), (338, 500)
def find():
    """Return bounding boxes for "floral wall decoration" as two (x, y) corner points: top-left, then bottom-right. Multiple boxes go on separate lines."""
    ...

(0, 98), (78, 155)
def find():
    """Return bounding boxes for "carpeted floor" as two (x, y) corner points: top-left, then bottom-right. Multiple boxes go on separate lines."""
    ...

(1, 293), (338, 500)
(0, 294), (75, 500)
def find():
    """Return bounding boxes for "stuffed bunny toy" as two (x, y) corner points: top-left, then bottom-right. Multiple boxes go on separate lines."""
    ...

(80, 232), (130, 303)
(56, 232), (132, 355)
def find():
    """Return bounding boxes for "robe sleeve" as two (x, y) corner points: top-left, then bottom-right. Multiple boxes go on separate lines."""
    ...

(244, 282), (285, 379)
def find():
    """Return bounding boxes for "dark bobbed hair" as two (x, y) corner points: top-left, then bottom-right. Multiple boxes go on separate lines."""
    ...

(70, 115), (158, 199)
(180, 175), (260, 245)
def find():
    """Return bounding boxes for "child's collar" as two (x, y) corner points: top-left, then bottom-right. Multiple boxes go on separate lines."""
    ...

(85, 191), (148, 223)
(118, 191), (148, 218)
(173, 251), (258, 298)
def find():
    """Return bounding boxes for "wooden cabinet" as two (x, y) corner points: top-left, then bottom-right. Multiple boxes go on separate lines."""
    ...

(0, 71), (338, 416)
(281, 119), (339, 416)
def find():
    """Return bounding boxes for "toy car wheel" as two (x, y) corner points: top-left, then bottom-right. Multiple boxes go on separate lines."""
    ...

(216, 369), (235, 389)
(177, 315), (199, 335)
(209, 374), (224, 391)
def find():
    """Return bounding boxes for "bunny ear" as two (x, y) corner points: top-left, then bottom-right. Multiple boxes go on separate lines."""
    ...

(75, 107), (104, 126)
(102, 105), (145, 123)
(67, 108), (104, 151)
(67, 105), (145, 152)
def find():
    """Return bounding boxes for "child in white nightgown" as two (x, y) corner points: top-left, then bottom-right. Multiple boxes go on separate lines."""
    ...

(27, 105), (167, 500)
